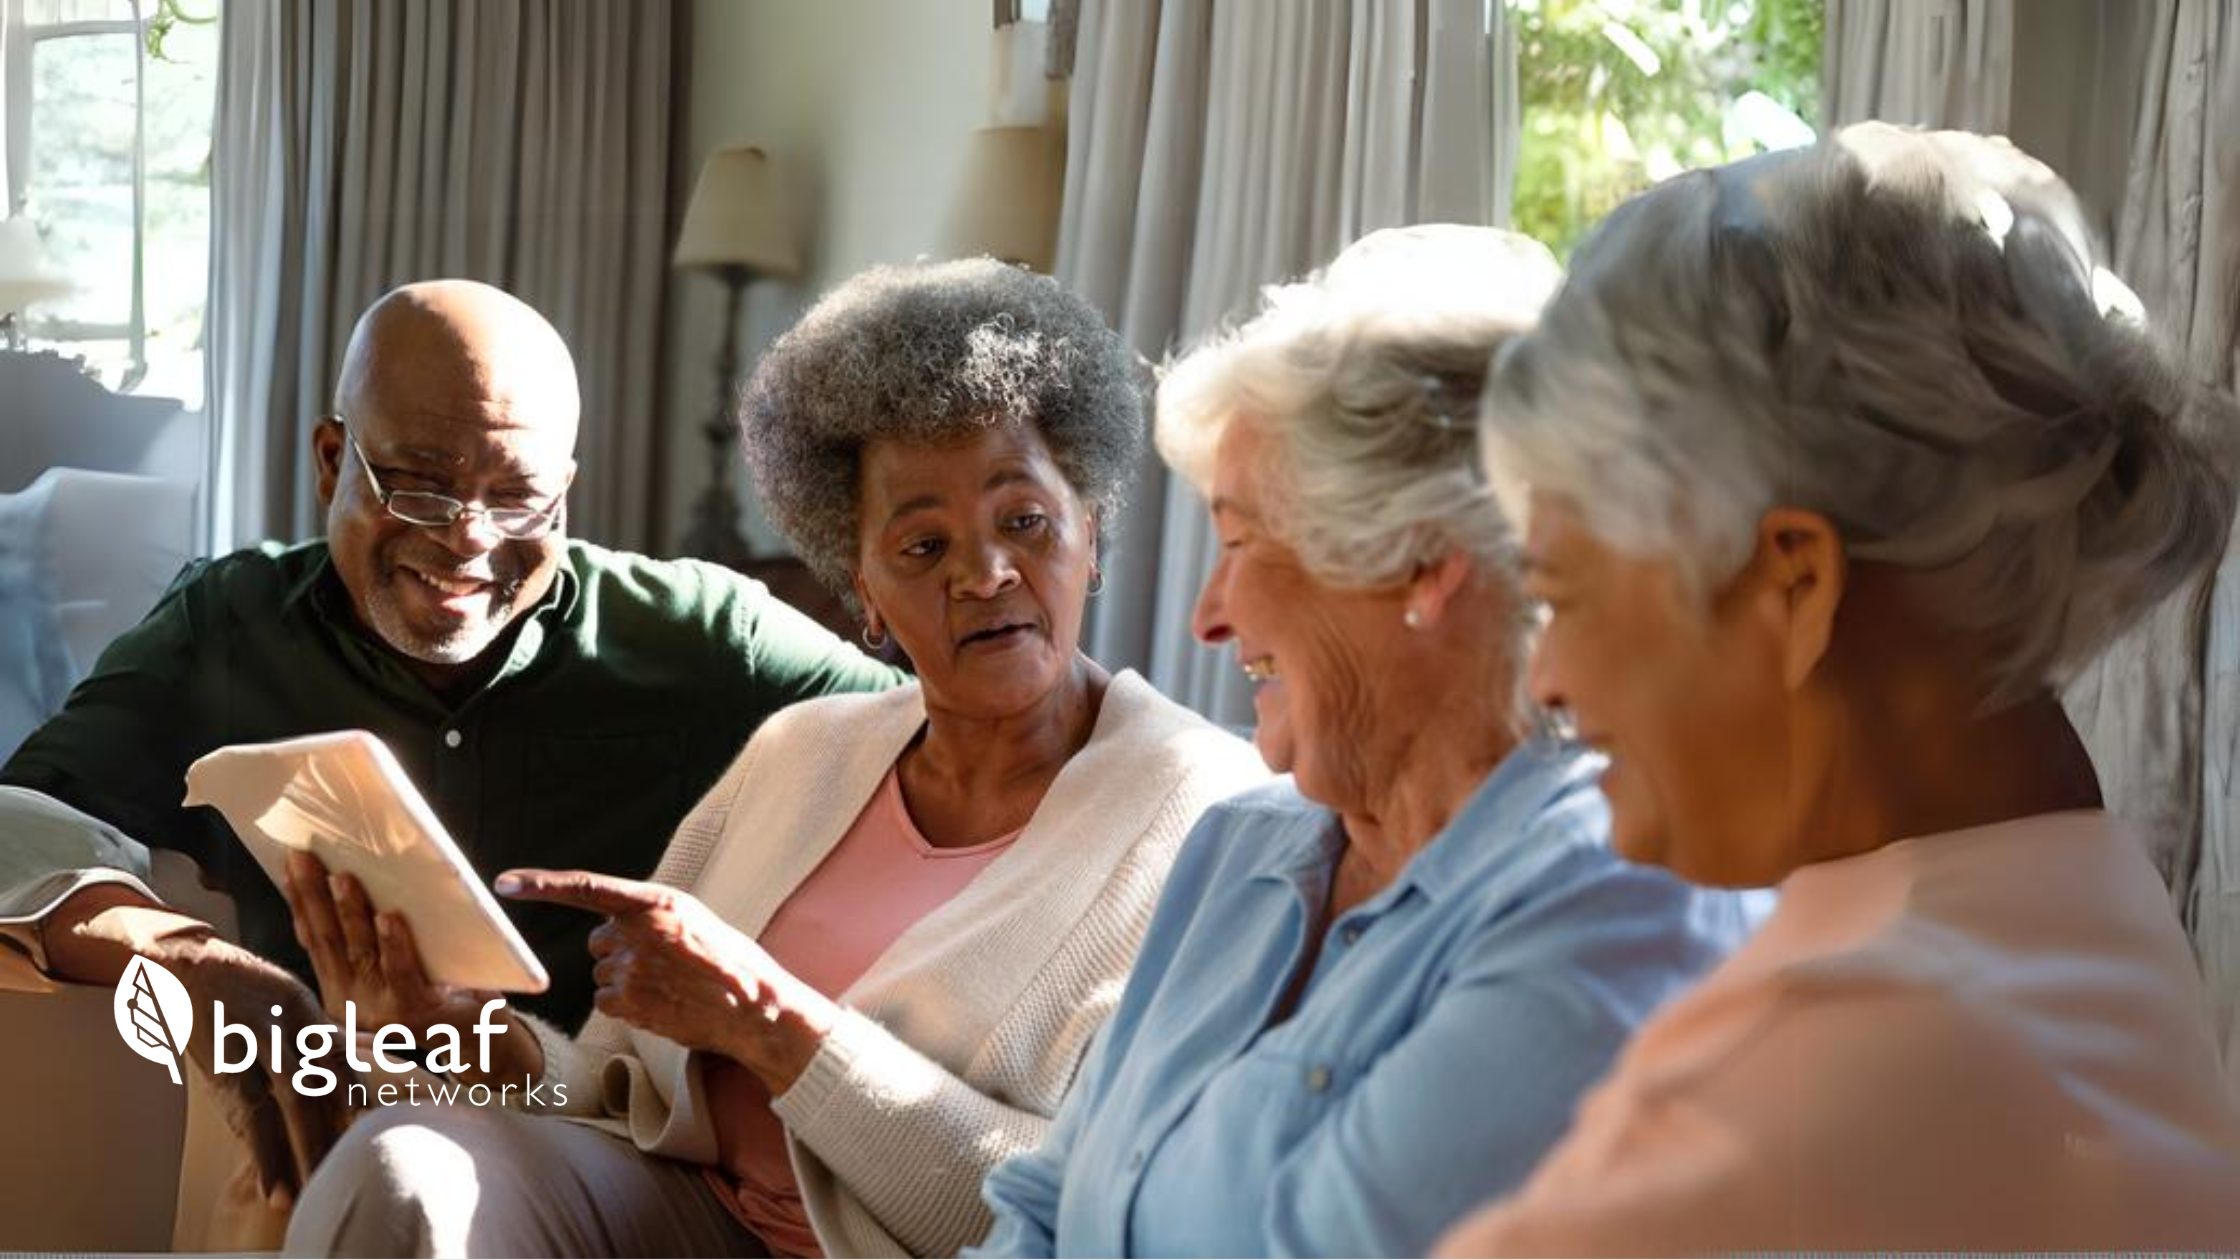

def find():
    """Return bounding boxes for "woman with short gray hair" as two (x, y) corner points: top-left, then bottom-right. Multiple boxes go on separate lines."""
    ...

(972, 226), (1757, 1257)
(1443, 126), (2240, 1253)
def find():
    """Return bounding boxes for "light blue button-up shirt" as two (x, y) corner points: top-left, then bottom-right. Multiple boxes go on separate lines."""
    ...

(970, 744), (1762, 1257)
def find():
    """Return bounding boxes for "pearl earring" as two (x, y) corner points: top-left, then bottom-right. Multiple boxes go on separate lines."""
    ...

(1403, 608), (1423, 630)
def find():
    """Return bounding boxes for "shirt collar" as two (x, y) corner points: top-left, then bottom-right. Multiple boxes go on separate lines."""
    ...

(491, 550), (579, 684)
(541, 541), (585, 621)
(282, 549), (337, 617)
(1273, 799), (1351, 881)
(1351, 741), (1603, 917)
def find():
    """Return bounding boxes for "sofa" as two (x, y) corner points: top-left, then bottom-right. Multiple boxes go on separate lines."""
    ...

(0, 350), (215, 1249)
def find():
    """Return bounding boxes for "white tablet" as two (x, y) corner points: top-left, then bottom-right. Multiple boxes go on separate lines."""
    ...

(183, 730), (549, 994)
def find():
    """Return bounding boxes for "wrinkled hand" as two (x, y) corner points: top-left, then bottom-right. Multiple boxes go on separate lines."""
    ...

(497, 867), (834, 1093)
(157, 932), (362, 1207)
(283, 852), (500, 1039)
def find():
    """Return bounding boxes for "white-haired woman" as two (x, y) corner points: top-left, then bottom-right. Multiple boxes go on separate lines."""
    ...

(969, 226), (1760, 1258)
(283, 260), (1267, 1258)
(1443, 126), (2240, 1254)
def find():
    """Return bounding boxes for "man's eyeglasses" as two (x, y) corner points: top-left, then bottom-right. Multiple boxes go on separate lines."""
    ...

(341, 424), (568, 541)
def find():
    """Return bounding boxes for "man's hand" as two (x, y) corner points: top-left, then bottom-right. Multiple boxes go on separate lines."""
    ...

(497, 867), (835, 1094)
(281, 853), (542, 1086)
(284, 854), (497, 1029)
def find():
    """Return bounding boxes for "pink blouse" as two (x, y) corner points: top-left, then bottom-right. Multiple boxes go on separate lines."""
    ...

(1438, 811), (2240, 1254)
(701, 766), (1020, 1257)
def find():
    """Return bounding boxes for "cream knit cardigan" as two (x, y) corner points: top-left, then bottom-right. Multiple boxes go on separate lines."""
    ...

(521, 670), (1266, 1257)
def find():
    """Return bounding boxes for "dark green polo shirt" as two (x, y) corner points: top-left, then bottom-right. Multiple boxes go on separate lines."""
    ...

(1, 539), (902, 1028)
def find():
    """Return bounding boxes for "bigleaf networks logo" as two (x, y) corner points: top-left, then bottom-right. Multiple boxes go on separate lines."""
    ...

(115, 954), (194, 1085)
(109, 954), (565, 1107)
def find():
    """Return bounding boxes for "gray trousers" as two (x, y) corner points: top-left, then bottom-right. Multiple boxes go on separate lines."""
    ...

(284, 1102), (768, 1258)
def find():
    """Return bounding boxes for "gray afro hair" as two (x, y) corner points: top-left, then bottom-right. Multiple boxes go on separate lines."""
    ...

(1481, 123), (2239, 706)
(741, 258), (1144, 596)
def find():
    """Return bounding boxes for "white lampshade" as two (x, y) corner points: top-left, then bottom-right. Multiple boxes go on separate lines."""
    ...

(673, 145), (802, 277)
(0, 217), (71, 319)
(943, 126), (1062, 273)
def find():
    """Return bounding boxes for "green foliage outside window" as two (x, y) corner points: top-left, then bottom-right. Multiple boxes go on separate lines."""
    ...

(145, 0), (219, 63)
(1512, 0), (1824, 258)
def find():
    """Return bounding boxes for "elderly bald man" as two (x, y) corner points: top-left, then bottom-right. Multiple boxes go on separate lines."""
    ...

(0, 280), (899, 1197)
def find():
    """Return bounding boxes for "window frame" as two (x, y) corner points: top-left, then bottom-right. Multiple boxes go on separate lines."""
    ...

(5, 0), (151, 389)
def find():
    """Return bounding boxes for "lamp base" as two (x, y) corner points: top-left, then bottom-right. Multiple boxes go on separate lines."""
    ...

(679, 482), (757, 571)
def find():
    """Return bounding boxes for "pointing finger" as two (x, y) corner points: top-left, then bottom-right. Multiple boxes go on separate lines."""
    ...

(494, 868), (671, 916)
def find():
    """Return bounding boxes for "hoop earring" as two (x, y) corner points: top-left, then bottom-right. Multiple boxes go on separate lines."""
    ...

(861, 622), (888, 650)
(1086, 569), (1105, 597)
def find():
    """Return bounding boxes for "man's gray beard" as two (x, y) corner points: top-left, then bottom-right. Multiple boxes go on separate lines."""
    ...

(361, 582), (519, 666)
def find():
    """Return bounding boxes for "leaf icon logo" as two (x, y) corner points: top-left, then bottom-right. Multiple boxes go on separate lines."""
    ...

(112, 954), (195, 1085)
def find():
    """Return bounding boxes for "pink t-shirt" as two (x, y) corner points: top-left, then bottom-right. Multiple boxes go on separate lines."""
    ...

(701, 765), (1021, 1257)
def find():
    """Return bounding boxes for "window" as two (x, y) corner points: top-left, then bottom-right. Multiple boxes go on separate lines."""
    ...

(1512, 0), (1821, 258)
(5, 0), (217, 404)
(992, 0), (1052, 25)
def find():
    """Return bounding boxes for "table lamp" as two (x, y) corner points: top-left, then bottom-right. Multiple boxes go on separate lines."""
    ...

(672, 145), (802, 566)
(943, 126), (1061, 273)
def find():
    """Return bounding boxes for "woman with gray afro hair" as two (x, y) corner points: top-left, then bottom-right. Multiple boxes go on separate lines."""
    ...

(1444, 126), (2240, 1254)
(276, 259), (1266, 1260)
(744, 257), (1143, 600)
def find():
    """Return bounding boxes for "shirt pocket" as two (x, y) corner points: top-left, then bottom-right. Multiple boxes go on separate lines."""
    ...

(1140, 1040), (1374, 1209)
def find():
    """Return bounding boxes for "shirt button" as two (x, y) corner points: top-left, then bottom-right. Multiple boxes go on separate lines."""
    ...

(1306, 1065), (1333, 1092)
(1127, 1150), (1145, 1172)
(1340, 924), (1363, 946)
(443, 729), (463, 749)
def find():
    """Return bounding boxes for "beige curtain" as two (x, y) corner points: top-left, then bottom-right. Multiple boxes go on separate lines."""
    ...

(1059, 0), (1516, 724)
(204, 0), (679, 552)
(1822, 0), (2014, 131)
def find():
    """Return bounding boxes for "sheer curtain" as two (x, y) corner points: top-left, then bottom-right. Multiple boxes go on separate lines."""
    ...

(1058, 0), (1516, 724)
(204, 0), (679, 553)
(1822, 0), (2015, 130)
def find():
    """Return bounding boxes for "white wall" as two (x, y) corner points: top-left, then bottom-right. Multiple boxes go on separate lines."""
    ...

(663, 0), (995, 555)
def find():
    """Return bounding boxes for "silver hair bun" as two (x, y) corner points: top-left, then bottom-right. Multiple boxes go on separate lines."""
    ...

(1482, 123), (2237, 702)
